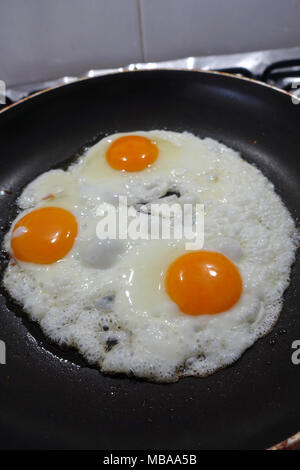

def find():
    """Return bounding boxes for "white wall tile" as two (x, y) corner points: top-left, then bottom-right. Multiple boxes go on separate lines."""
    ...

(140, 0), (300, 61)
(0, 0), (143, 86)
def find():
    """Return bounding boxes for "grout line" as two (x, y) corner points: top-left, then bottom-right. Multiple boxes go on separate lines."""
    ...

(137, 0), (146, 62)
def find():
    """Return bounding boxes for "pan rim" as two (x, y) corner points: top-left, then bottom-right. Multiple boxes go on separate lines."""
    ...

(1, 68), (300, 117)
(269, 431), (300, 450)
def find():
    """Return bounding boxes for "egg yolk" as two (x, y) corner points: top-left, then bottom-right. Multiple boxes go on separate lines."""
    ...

(11, 207), (78, 264)
(106, 135), (158, 172)
(165, 251), (242, 315)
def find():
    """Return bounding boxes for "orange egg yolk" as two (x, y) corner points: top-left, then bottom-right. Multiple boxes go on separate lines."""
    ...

(165, 251), (242, 315)
(106, 135), (158, 172)
(11, 207), (78, 264)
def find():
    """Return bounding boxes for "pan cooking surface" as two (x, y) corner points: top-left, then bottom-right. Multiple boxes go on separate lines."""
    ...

(0, 71), (299, 450)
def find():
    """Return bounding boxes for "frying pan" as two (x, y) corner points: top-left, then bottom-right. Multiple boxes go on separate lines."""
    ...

(0, 70), (299, 450)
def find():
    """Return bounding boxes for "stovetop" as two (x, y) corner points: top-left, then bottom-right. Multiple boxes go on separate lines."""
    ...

(1, 45), (300, 107)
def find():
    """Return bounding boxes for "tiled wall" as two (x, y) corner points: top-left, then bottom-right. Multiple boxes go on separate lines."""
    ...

(1, 0), (300, 86)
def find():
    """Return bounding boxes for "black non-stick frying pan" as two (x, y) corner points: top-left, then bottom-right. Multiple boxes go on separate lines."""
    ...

(0, 70), (299, 450)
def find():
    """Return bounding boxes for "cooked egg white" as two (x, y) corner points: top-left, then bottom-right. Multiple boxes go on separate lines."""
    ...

(3, 131), (297, 382)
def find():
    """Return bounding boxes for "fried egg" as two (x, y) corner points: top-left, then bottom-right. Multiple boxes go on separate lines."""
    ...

(3, 131), (297, 382)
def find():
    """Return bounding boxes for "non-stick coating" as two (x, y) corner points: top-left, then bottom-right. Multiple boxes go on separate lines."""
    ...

(0, 71), (299, 450)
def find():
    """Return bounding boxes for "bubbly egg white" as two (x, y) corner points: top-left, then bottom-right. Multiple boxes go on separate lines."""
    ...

(3, 131), (297, 382)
